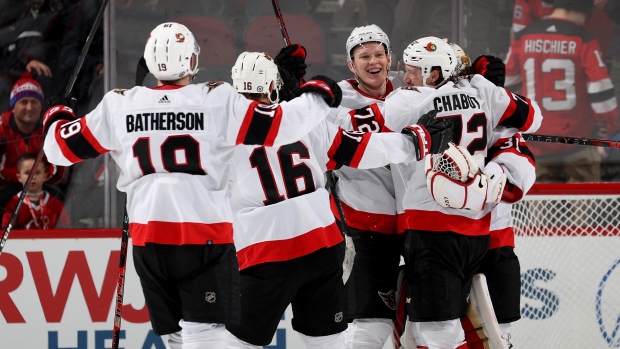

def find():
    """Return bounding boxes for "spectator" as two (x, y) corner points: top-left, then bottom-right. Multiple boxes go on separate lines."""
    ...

(0, 0), (62, 112)
(2, 152), (70, 229)
(608, 0), (620, 116)
(505, 0), (619, 182)
(53, 0), (104, 113)
(0, 72), (69, 207)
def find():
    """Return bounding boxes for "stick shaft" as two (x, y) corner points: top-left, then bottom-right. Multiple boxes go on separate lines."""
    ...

(271, 0), (291, 46)
(522, 133), (620, 148)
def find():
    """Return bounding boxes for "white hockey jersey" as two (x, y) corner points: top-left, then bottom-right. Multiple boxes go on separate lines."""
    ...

(230, 116), (420, 270)
(43, 82), (334, 246)
(382, 75), (543, 236)
(326, 79), (398, 234)
(488, 131), (537, 249)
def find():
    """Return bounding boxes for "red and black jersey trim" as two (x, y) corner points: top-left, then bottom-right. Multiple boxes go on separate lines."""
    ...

(487, 134), (535, 167)
(498, 91), (535, 131)
(590, 88), (616, 103)
(350, 103), (386, 132)
(54, 118), (108, 163)
(326, 128), (370, 170)
(236, 101), (283, 146)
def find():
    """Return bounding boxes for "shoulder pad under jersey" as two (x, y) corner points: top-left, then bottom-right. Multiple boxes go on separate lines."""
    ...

(204, 81), (225, 93)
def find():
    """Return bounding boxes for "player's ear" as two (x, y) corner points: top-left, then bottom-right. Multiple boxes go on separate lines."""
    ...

(348, 60), (356, 75)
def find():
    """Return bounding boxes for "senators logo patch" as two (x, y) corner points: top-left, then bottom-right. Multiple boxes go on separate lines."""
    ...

(205, 81), (224, 93)
(425, 42), (437, 52)
(400, 86), (420, 92)
(112, 88), (127, 96)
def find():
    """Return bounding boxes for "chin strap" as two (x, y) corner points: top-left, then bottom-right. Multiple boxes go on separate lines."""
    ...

(268, 87), (280, 104)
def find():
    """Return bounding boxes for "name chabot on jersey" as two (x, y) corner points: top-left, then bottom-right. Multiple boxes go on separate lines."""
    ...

(433, 93), (481, 113)
(126, 112), (204, 133)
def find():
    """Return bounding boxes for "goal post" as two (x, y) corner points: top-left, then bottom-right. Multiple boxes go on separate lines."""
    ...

(512, 183), (620, 348)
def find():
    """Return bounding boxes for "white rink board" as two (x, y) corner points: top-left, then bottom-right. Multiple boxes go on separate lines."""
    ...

(0, 236), (396, 349)
(514, 236), (620, 349)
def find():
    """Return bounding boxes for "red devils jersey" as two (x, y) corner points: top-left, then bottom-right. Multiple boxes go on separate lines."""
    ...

(505, 18), (619, 156)
(2, 191), (70, 229)
(512, 0), (554, 33)
(0, 111), (69, 185)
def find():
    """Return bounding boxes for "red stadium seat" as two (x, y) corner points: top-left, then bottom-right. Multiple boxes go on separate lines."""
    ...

(174, 16), (236, 67)
(245, 14), (325, 64)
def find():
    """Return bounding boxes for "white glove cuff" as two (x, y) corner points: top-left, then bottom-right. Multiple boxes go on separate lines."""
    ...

(484, 162), (507, 204)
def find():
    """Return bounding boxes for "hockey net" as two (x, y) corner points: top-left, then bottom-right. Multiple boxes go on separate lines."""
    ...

(511, 183), (620, 348)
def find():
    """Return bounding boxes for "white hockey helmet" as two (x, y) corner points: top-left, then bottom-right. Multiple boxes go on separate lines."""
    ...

(445, 40), (471, 75)
(346, 24), (391, 61)
(403, 36), (457, 80)
(231, 52), (281, 102)
(144, 22), (200, 81)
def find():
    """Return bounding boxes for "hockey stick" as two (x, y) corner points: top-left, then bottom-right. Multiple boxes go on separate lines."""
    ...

(270, 0), (291, 46)
(112, 207), (129, 349)
(269, 0), (355, 282)
(0, 0), (110, 255)
(111, 55), (150, 349)
(522, 133), (620, 148)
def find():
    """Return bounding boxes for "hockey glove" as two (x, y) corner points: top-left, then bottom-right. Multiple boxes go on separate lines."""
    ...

(425, 143), (507, 210)
(472, 55), (505, 87)
(402, 110), (453, 160)
(275, 44), (307, 102)
(42, 95), (78, 135)
(298, 75), (342, 108)
(274, 44), (307, 79)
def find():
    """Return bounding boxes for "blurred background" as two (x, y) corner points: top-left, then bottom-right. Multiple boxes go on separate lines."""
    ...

(0, 0), (618, 228)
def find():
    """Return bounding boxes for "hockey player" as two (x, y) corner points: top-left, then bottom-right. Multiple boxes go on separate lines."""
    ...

(224, 50), (453, 349)
(364, 37), (543, 349)
(323, 24), (405, 349)
(505, 0), (618, 183)
(41, 22), (348, 349)
(447, 48), (535, 349)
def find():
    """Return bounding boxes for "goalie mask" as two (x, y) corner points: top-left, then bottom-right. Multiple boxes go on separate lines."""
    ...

(346, 24), (391, 62)
(231, 52), (282, 103)
(403, 36), (457, 86)
(144, 22), (200, 81)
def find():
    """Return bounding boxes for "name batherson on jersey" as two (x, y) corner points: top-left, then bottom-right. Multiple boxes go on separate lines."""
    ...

(230, 115), (421, 270)
(380, 75), (542, 236)
(325, 79), (398, 234)
(43, 82), (334, 246)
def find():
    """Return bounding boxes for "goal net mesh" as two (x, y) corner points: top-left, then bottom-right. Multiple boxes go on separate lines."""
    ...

(511, 184), (620, 348)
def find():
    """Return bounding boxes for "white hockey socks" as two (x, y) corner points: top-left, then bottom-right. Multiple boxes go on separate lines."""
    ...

(343, 318), (392, 348)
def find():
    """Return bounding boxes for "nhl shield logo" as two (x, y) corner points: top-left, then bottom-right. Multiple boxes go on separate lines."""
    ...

(334, 311), (343, 323)
(205, 292), (216, 303)
(176, 33), (185, 43)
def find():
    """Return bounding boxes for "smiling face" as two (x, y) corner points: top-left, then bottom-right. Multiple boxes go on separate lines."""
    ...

(348, 42), (391, 95)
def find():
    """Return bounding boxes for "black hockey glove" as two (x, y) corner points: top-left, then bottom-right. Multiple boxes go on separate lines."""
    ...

(473, 55), (505, 87)
(42, 95), (78, 135)
(275, 44), (308, 102)
(274, 44), (307, 79)
(402, 110), (453, 160)
(297, 75), (342, 108)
